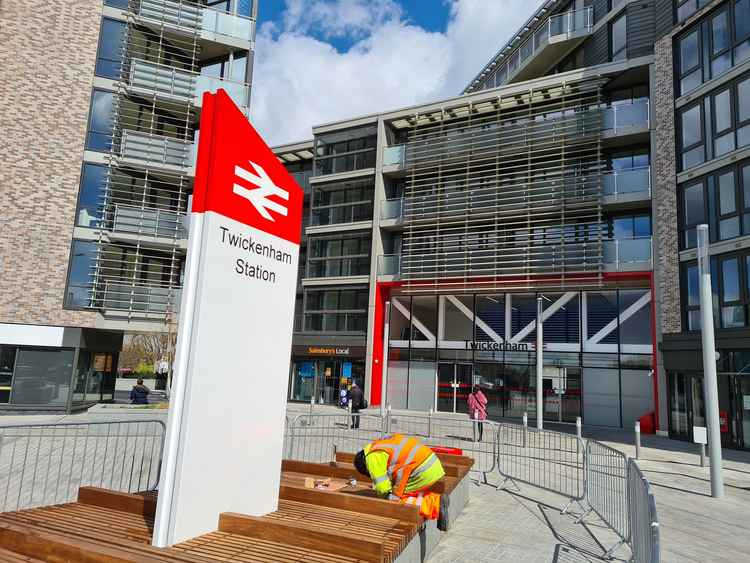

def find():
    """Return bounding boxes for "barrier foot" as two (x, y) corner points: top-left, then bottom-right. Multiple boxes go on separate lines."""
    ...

(560, 499), (587, 516)
(496, 476), (521, 492)
(603, 538), (626, 560)
(574, 506), (593, 524)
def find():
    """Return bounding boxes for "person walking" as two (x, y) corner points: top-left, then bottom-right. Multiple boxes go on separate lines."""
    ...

(467, 385), (488, 442)
(349, 382), (364, 429)
(130, 378), (150, 405)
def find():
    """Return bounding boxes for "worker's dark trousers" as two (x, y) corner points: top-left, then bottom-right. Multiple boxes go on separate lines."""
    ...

(351, 409), (360, 429)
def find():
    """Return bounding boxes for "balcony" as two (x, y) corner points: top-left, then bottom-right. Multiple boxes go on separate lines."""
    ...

(101, 282), (181, 315)
(602, 99), (650, 134)
(602, 167), (651, 204)
(377, 254), (401, 277)
(109, 204), (188, 240)
(602, 237), (652, 271)
(119, 129), (194, 171)
(128, 59), (250, 110)
(137, 0), (255, 45)
(383, 145), (406, 168)
(491, 8), (593, 87)
(380, 198), (404, 221)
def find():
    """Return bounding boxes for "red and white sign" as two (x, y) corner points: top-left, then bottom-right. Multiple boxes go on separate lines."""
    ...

(153, 89), (302, 546)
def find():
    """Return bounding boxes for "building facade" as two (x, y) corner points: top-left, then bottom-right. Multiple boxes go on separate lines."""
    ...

(0, 0), (256, 411)
(277, 0), (750, 447)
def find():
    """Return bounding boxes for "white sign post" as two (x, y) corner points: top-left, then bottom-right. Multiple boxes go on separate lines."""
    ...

(152, 90), (303, 546)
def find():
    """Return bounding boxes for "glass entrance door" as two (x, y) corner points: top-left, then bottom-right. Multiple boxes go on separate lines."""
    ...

(437, 363), (473, 413)
(542, 367), (582, 423)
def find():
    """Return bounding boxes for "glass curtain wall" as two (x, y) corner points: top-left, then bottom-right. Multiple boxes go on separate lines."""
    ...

(386, 289), (653, 427)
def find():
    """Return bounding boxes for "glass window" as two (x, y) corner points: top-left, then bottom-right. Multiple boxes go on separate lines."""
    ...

(739, 77), (750, 123)
(736, 0), (750, 44)
(76, 164), (106, 228)
(66, 240), (97, 308)
(719, 171), (737, 214)
(714, 90), (732, 133)
(11, 349), (75, 406)
(86, 90), (114, 152)
(680, 30), (700, 73)
(0, 346), (15, 404)
(722, 257), (740, 301)
(230, 52), (247, 83)
(687, 264), (700, 307)
(104, 0), (129, 8)
(95, 18), (125, 79)
(681, 105), (702, 148)
(611, 13), (627, 61)
(684, 182), (705, 225)
(712, 11), (730, 55)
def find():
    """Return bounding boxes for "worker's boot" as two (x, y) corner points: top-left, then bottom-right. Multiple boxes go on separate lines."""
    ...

(437, 494), (450, 531)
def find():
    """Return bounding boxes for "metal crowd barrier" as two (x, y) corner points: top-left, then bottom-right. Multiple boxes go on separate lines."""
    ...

(0, 419), (165, 513)
(582, 440), (630, 554)
(283, 410), (660, 562)
(497, 423), (585, 502)
(628, 459), (660, 563)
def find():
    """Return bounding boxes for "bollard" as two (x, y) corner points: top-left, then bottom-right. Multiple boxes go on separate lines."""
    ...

(331, 444), (337, 466)
(700, 443), (707, 467)
(308, 395), (314, 425)
(523, 412), (528, 448)
(635, 421), (641, 460)
(428, 408), (433, 438)
(387, 404), (392, 434)
(348, 399), (352, 414)
(576, 417), (582, 439)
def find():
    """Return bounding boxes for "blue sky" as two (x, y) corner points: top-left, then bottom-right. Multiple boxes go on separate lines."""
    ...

(250, 0), (537, 145)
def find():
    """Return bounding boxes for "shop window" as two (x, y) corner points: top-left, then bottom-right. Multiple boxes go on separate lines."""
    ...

(85, 90), (114, 152)
(11, 349), (75, 406)
(0, 346), (15, 403)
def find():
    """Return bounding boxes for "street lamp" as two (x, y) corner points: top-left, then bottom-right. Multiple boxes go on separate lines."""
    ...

(697, 224), (724, 498)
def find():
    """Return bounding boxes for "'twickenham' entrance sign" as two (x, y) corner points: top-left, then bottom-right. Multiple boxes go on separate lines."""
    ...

(152, 90), (303, 546)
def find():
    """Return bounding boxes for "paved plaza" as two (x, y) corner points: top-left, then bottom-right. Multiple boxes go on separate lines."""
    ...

(2, 407), (749, 562)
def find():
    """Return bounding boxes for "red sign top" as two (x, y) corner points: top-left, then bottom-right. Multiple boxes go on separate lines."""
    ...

(192, 90), (303, 245)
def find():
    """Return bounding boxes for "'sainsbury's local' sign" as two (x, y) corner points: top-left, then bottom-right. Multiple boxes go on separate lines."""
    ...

(153, 90), (303, 547)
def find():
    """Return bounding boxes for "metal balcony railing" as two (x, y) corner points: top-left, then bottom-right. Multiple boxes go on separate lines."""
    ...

(602, 237), (652, 268)
(138, 0), (203, 32)
(120, 129), (194, 170)
(101, 282), (181, 314)
(377, 254), (401, 276)
(138, 0), (255, 43)
(383, 145), (406, 167)
(380, 198), (404, 220)
(202, 5), (255, 42)
(602, 167), (651, 200)
(490, 7), (593, 88)
(128, 59), (250, 109)
(110, 203), (188, 239)
(602, 99), (650, 132)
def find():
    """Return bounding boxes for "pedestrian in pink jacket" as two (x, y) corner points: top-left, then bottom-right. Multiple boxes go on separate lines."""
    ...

(467, 386), (488, 442)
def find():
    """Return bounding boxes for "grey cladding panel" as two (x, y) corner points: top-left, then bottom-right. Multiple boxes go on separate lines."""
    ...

(653, 0), (674, 39)
(627, 0), (657, 58)
(584, 26), (609, 67)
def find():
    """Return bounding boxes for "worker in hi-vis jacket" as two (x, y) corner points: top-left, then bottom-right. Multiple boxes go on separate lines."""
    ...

(353, 434), (449, 530)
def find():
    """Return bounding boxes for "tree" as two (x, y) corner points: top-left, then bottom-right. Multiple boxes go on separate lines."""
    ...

(119, 332), (176, 375)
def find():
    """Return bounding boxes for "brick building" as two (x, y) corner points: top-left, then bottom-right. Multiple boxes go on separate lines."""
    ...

(0, 0), (256, 411)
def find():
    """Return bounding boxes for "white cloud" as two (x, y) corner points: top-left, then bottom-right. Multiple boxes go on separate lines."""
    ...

(251, 0), (536, 146)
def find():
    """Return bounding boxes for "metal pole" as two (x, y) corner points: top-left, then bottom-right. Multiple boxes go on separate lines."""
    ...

(522, 412), (528, 447)
(576, 416), (582, 440)
(536, 297), (544, 430)
(635, 421), (641, 460)
(697, 224), (724, 498)
(381, 301), (391, 418)
(700, 443), (706, 467)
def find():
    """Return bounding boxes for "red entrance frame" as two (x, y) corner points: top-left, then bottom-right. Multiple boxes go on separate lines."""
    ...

(370, 271), (659, 431)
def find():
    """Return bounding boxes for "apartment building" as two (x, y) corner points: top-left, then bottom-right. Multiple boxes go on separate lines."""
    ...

(0, 0), (256, 412)
(277, 0), (750, 447)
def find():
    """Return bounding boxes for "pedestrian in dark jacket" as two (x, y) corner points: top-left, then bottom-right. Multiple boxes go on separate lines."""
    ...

(130, 379), (150, 405)
(349, 382), (364, 429)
